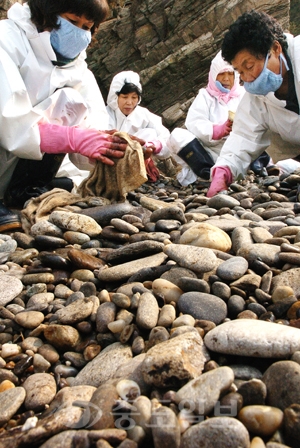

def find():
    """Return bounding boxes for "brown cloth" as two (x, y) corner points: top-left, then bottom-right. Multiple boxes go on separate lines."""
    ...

(20, 188), (94, 234)
(77, 132), (148, 202)
(145, 157), (160, 182)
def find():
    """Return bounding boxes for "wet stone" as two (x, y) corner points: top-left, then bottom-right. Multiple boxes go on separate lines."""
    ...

(178, 277), (210, 293)
(68, 248), (105, 270)
(178, 292), (227, 324)
(38, 252), (71, 270)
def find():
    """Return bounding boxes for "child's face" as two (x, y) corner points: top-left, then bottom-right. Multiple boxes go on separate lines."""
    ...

(118, 92), (139, 116)
(60, 12), (94, 31)
(216, 71), (235, 90)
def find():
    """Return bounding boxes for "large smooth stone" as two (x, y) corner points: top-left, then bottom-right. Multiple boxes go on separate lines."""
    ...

(204, 320), (300, 358)
(180, 222), (232, 252)
(49, 211), (102, 237)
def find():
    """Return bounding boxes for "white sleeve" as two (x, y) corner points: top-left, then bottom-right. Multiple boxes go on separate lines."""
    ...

(214, 93), (271, 177)
(0, 46), (42, 159)
(136, 109), (171, 158)
(185, 89), (215, 144)
(73, 68), (109, 131)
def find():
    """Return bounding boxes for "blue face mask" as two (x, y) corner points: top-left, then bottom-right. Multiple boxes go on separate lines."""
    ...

(244, 53), (288, 96)
(50, 16), (91, 60)
(215, 80), (230, 94)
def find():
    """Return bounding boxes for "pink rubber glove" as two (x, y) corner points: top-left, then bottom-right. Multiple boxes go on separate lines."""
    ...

(145, 139), (162, 155)
(39, 123), (127, 166)
(212, 119), (232, 140)
(207, 166), (233, 197)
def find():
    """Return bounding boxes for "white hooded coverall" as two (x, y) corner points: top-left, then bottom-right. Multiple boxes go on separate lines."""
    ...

(0, 2), (109, 199)
(214, 34), (300, 178)
(167, 51), (245, 185)
(106, 71), (171, 159)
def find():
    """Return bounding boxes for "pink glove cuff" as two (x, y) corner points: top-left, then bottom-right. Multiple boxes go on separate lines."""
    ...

(39, 122), (73, 154)
(206, 165), (233, 198)
(211, 165), (233, 184)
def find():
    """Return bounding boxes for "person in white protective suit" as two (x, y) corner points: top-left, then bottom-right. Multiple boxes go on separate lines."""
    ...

(207, 10), (300, 197)
(0, 0), (128, 232)
(167, 50), (249, 186)
(106, 70), (172, 182)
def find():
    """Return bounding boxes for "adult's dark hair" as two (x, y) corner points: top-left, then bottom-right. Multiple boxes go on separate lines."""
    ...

(117, 82), (142, 99)
(221, 10), (288, 63)
(28, 0), (109, 34)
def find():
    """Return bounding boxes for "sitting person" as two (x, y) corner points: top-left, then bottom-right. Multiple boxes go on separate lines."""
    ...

(0, 0), (127, 232)
(207, 10), (300, 197)
(166, 50), (247, 186)
(106, 70), (172, 182)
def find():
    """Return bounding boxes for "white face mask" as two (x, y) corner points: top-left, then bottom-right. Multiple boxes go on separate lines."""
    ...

(244, 53), (288, 96)
(50, 16), (91, 60)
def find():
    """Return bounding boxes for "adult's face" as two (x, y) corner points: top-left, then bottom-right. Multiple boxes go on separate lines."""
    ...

(117, 92), (139, 116)
(60, 12), (94, 31)
(231, 42), (284, 83)
(216, 71), (235, 90)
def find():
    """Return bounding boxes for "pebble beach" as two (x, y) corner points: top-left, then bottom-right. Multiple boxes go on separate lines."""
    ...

(0, 170), (300, 448)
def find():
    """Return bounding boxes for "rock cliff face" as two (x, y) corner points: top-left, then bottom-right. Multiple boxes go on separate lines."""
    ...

(92, 0), (290, 129)
(0, 0), (290, 129)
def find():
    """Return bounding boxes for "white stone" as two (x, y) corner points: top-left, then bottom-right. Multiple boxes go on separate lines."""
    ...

(204, 320), (300, 358)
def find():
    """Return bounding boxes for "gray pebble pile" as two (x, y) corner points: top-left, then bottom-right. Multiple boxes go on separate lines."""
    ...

(1, 171), (300, 448)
